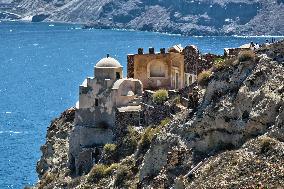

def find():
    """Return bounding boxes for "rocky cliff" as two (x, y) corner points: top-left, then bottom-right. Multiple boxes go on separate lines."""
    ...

(33, 41), (284, 189)
(1, 0), (284, 36)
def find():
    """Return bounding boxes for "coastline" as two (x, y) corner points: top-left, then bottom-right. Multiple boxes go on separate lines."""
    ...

(1, 19), (284, 38)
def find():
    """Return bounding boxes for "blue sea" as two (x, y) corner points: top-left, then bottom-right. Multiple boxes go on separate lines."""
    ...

(0, 21), (282, 189)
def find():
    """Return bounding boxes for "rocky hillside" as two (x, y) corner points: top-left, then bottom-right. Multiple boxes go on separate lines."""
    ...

(31, 41), (284, 189)
(1, 0), (284, 35)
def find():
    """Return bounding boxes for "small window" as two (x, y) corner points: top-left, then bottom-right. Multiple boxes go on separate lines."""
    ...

(95, 99), (99, 106)
(116, 72), (120, 79)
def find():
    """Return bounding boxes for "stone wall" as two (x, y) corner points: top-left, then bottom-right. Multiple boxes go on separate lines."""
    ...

(183, 45), (222, 76)
(224, 48), (244, 57)
(184, 45), (200, 75)
(75, 148), (93, 175)
(179, 82), (198, 98)
(141, 90), (155, 105)
(127, 55), (135, 78)
(114, 109), (141, 138)
(141, 103), (171, 126)
(141, 90), (172, 126)
(198, 54), (222, 75)
(127, 49), (185, 90)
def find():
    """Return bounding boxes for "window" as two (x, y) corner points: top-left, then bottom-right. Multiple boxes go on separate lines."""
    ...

(95, 99), (99, 106)
(116, 72), (120, 79)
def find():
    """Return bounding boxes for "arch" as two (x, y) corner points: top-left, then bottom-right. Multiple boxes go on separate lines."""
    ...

(148, 60), (167, 78)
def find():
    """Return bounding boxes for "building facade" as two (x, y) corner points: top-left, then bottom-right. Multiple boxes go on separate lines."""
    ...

(127, 45), (202, 91)
(70, 56), (143, 175)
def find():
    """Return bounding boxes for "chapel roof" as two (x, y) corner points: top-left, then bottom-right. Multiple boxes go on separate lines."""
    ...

(95, 57), (122, 68)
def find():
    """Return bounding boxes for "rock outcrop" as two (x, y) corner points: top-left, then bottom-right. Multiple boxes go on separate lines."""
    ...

(1, 0), (284, 36)
(35, 108), (75, 188)
(33, 41), (284, 189)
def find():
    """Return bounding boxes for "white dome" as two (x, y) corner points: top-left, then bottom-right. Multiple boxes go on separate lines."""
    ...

(95, 57), (122, 68)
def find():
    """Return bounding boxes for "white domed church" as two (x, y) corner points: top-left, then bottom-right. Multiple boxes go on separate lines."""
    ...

(70, 55), (143, 175)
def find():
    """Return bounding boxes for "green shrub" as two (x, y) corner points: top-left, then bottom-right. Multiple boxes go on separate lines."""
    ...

(238, 50), (255, 62)
(197, 70), (212, 86)
(160, 117), (171, 127)
(260, 137), (275, 154)
(153, 89), (168, 104)
(138, 127), (158, 154)
(213, 58), (235, 71)
(169, 96), (181, 106)
(88, 164), (108, 182)
(126, 126), (140, 148)
(213, 57), (224, 64)
(103, 143), (117, 162)
(103, 143), (117, 156)
(114, 165), (130, 187)
(118, 126), (140, 156)
(88, 163), (120, 183)
(104, 163), (119, 175)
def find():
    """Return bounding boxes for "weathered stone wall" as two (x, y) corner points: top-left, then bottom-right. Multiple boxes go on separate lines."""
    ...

(184, 45), (200, 75)
(224, 48), (245, 57)
(127, 55), (135, 78)
(183, 45), (222, 76)
(95, 67), (123, 81)
(198, 54), (222, 75)
(114, 109), (141, 138)
(127, 49), (185, 90)
(179, 82), (198, 98)
(141, 90), (171, 126)
(141, 103), (170, 126)
(75, 148), (93, 175)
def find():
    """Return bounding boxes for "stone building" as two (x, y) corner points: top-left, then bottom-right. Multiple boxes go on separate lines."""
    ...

(127, 45), (202, 91)
(69, 56), (143, 175)
(69, 44), (219, 175)
(127, 45), (185, 90)
(224, 43), (251, 57)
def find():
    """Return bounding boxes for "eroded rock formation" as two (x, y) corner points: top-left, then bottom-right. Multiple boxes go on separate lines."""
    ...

(33, 41), (284, 189)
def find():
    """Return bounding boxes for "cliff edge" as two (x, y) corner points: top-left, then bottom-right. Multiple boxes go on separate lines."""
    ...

(33, 41), (284, 189)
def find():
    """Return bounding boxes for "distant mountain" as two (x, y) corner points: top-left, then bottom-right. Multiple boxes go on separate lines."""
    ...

(1, 0), (283, 36)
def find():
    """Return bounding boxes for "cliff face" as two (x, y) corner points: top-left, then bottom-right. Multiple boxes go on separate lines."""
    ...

(35, 108), (75, 188)
(33, 41), (284, 189)
(1, 0), (284, 35)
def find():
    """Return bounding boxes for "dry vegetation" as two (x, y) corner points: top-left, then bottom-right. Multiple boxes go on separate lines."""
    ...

(238, 50), (256, 62)
(213, 57), (238, 71)
(187, 136), (284, 188)
(197, 70), (212, 86)
(153, 89), (168, 104)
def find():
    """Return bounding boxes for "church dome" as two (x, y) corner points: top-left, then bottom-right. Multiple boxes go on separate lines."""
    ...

(95, 57), (122, 68)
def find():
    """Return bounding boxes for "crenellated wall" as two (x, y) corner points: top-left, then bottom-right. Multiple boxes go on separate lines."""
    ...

(127, 47), (185, 90)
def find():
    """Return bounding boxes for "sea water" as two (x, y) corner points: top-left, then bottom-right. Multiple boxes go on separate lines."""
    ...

(0, 21), (282, 189)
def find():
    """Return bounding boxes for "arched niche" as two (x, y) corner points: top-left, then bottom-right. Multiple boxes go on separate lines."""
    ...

(148, 60), (168, 78)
